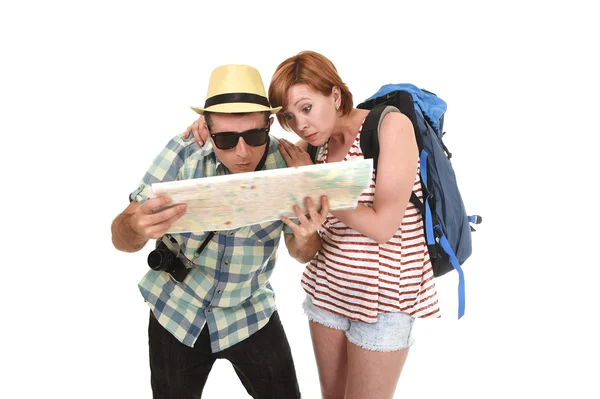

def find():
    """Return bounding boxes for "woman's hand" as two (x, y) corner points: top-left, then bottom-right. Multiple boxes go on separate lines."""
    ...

(278, 138), (314, 167)
(183, 115), (210, 146)
(282, 196), (329, 240)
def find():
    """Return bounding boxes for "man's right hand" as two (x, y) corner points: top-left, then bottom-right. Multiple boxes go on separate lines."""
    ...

(112, 195), (187, 253)
(183, 115), (210, 146)
(130, 196), (187, 240)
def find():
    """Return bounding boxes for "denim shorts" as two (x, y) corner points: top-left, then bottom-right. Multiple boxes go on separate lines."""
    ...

(302, 295), (415, 352)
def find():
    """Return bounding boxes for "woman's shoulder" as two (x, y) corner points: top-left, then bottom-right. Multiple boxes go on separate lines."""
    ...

(379, 110), (413, 136)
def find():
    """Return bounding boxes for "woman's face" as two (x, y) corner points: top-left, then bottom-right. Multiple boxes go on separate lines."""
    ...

(281, 84), (338, 146)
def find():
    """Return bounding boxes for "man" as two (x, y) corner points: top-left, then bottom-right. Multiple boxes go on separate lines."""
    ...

(111, 64), (328, 398)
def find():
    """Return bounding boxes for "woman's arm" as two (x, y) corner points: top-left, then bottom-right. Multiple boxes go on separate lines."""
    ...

(332, 112), (418, 244)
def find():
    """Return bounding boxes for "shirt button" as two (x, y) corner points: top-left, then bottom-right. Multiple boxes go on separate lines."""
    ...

(224, 260), (229, 265)
(207, 309), (212, 313)
(229, 232), (234, 236)
(217, 290), (222, 294)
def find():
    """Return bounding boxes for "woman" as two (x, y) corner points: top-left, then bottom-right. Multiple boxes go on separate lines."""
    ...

(187, 51), (441, 399)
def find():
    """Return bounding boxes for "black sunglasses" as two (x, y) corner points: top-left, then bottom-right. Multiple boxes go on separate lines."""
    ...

(208, 126), (270, 150)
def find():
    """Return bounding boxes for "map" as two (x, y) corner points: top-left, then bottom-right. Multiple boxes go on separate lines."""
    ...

(150, 159), (373, 233)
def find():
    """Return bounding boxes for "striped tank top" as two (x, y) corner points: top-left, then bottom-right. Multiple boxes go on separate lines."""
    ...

(301, 125), (441, 322)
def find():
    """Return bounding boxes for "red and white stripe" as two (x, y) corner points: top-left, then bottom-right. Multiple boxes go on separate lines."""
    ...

(302, 129), (441, 321)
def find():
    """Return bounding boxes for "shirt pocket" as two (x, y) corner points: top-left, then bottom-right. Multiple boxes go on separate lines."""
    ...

(243, 221), (283, 245)
(225, 222), (282, 276)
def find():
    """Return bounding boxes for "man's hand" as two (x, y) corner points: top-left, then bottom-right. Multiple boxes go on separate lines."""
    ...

(112, 195), (187, 253)
(130, 196), (187, 240)
(183, 115), (210, 146)
(278, 138), (314, 167)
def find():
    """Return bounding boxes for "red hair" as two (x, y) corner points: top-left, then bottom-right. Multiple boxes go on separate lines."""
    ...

(268, 50), (353, 131)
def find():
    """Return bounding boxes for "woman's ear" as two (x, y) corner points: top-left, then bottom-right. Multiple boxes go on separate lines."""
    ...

(331, 85), (341, 102)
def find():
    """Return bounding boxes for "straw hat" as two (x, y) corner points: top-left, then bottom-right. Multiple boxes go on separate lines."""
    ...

(191, 64), (282, 115)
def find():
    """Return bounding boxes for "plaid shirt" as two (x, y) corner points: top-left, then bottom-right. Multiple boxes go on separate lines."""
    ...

(129, 134), (292, 352)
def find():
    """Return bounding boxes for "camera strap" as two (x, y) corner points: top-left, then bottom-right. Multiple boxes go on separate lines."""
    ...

(196, 231), (215, 255)
(160, 231), (216, 269)
(254, 135), (270, 172)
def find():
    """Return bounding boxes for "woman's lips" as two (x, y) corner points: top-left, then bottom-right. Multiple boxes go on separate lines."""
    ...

(305, 132), (318, 141)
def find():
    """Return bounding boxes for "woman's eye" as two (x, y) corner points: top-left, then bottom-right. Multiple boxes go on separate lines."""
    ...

(302, 105), (312, 113)
(283, 113), (293, 120)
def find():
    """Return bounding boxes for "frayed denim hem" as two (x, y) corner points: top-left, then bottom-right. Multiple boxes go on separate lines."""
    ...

(304, 309), (347, 331)
(302, 295), (350, 331)
(346, 332), (415, 353)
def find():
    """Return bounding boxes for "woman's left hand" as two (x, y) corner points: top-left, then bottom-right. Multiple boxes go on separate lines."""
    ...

(278, 138), (313, 167)
(282, 196), (329, 239)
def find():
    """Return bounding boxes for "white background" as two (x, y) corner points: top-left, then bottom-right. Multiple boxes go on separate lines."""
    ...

(1, 0), (599, 398)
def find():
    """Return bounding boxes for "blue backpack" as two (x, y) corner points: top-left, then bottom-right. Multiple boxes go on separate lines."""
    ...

(307, 83), (481, 319)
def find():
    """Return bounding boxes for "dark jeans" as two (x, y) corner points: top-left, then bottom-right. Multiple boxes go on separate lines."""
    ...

(148, 311), (301, 399)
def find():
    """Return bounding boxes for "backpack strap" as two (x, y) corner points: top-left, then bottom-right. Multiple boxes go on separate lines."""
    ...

(307, 143), (319, 163)
(308, 104), (404, 166)
(360, 105), (383, 167)
(360, 105), (400, 168)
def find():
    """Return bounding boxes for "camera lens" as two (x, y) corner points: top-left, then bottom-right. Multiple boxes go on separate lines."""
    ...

(148, 248), (175, 271)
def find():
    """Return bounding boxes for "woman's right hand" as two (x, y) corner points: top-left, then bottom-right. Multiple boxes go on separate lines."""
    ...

(278, 138), (314, 167)
(184, 116), (209, 146)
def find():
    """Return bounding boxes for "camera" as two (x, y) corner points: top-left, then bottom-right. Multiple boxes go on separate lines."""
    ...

(147, 235), (191, 283)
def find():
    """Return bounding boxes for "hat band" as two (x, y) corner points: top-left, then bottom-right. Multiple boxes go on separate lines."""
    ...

(204, 92), (270, 109)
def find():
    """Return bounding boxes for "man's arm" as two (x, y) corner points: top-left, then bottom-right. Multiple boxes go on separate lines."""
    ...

(111, 201), (148, 252)
(284, 231), (321, 264)
(111, 196), (187, 253)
